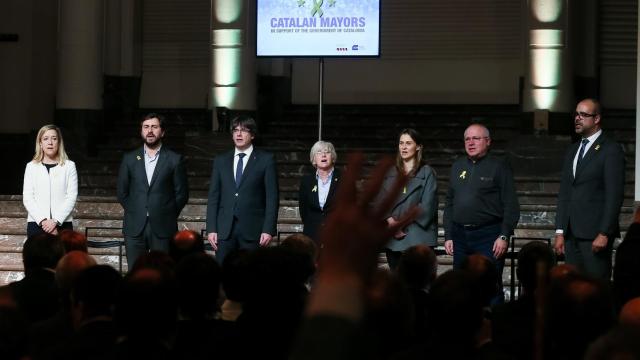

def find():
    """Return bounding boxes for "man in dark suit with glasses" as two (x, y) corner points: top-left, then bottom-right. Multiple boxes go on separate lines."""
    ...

(554, 98), (625, 279)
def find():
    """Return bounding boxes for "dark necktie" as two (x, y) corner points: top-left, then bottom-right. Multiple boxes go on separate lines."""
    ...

(576, 138), (589, 169)
(235, 153), (246, 187)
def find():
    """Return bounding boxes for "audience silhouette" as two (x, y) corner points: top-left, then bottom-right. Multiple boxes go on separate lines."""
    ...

(1, 154), (638, 360)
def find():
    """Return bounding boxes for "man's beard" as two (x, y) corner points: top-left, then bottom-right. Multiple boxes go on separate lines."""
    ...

(144, 136), (160, 148)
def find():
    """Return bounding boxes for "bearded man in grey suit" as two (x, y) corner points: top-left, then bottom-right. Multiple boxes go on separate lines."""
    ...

(554, 98), (625, 279)
(117, 113), (189, 268)
(206, 116), (279, 264)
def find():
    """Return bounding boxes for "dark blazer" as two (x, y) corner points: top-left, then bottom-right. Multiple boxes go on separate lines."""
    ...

(298, 168), (341, 242)
(117, 146), (189, 237)
(206, 148), (279, 240)
(555, 133), (625, 239)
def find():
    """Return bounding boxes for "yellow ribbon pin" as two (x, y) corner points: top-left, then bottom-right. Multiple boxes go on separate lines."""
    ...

(403, 186), (407, 194)
(312, 185), (317, 192)
(459, 170), (466, 179)
(595, 144), (600, 151)
(136, 155), (141, 160)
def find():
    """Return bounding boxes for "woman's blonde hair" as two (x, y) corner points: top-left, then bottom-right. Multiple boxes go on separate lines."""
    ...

(32, 124), (69, 165)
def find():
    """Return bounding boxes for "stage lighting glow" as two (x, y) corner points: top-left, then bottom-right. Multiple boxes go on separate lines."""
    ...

(531, 48), (561, 88)
(530, 29), (563, 46)
(214, 86), (238, 108)
(214, 48), (241, 86)
(532, 0), (562, 23)
(532, 88), (559, 109)
(213, 29), (242, 46)
(215, 0), (242, 23)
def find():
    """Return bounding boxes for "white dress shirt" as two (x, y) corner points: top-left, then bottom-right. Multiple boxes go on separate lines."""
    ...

(234, 145), (254, 182)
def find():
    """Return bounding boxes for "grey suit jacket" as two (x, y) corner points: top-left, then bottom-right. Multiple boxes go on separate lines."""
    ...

(116, 146), (189, 237)
(206, 148), (279, 241)
(555, 133), (625, 239)
(381, 165), (438, 249)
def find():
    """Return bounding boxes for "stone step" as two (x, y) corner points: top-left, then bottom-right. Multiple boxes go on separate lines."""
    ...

(74, 171), (638, 197)
(11, 191), (633, 223)
(0, 253), (128, 286)
(2, 195), (635, 235)
(76, 152), (492, 174)
(278, 115), (524, 126)
(269, 115), (522, 126)
(74, 185), (638, 206)
(75, 147), (637, 184)
(91, 140), (514, 162)
(261, 126), (520, 137)
(24, 169), (631, 200)
(265, 121), (637, 140)
(280, 107), (524, 117)
(0, 233), (626, 301)
(0, 271), (26, 285)
(259, 137), (513, 149)
(2, 211), (634, 285)
(0, 196), (299, 223)
(276, 104), (633, 126)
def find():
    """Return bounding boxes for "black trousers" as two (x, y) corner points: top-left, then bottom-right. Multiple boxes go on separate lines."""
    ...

(215, 217), (260, 265)
(27, 221), (73, 238)
(564, 233), (612, 280)
(124, 217), (171, 270)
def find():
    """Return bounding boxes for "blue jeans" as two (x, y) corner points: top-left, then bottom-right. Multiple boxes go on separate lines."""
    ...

(452, 222), (505, 303)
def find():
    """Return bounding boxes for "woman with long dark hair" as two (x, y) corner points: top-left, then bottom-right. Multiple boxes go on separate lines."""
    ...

(380, 128), (438, 270)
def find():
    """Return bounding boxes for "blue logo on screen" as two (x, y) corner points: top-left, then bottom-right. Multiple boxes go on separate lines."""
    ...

(352, 45), (359, 51)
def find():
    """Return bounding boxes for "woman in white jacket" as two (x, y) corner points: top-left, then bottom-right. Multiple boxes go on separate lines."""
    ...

(23, 125), (78, 237)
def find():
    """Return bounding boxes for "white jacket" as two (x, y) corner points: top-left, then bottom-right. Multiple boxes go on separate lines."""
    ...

(22, 160), (78, 224)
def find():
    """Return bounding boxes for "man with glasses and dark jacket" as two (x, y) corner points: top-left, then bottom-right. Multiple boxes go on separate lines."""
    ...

(443, 123), (520, 303)
(554, 98), (625, 280)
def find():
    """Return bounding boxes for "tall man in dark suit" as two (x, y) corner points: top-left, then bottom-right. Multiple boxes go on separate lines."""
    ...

(117, 113), (189, 268)
(206, 116), (279, 264)
(554, 98), (625, 279)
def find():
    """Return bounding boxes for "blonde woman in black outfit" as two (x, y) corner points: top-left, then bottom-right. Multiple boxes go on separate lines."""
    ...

(298, 141), (340, 246)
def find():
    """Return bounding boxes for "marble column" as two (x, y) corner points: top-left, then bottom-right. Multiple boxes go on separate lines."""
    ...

(57, 0), (104, 110)
(209, 0), (257, 130)
(104, 0), (141, 119)
(523, 0), (573, 113)
(105, 0), (141, 77)
(56, 0), (105, 156)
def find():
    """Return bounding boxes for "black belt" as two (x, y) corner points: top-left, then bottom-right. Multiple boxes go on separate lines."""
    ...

(456, 220), (501, 230)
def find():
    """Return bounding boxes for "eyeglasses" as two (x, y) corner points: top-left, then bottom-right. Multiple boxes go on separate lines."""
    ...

(464, 136), (489, 143)
(315, 150), (331, 155)
(573, 111), (598, 119)
(232, 128), (251, 134)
